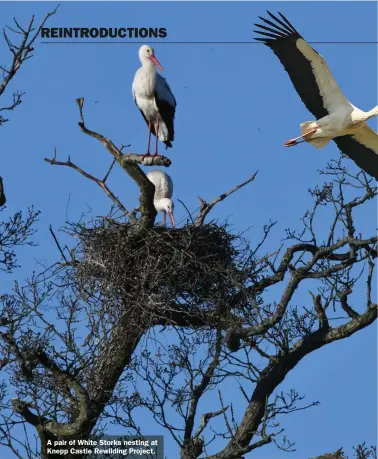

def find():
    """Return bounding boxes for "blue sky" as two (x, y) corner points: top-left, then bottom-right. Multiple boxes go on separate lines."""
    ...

(0, 1), (376, 458)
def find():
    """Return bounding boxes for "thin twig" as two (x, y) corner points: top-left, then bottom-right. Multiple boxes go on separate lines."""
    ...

(177, 199), (195, 225)
(103, 159), (116, 183)
(44, 150), (137, 222)
(196, 172), (258, 226)
(49, 225), (68, 262)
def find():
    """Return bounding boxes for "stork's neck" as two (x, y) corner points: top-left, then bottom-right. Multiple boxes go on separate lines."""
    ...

(137, 61), (157, 97)
(141, 58), (156, 72)
(365, 105), (378, 120)
(154, 198), (166, 212)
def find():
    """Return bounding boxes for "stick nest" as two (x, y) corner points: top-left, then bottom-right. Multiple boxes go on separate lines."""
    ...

(70, 220), (242, 321)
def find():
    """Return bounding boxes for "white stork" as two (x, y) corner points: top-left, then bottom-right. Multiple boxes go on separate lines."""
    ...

(132, 45), (176, 158)
(147, 169), (175, 227)
(254, 12), (378, 180)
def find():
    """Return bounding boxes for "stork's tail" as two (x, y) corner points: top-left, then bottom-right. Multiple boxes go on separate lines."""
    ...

(300, 121), (330, 150)
(164, 140), (173, 149)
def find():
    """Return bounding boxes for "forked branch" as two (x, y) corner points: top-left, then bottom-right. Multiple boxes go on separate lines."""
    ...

(196, 172), (258, 226)
(0, 6), (59, 99)
(44, 149), (137, 221)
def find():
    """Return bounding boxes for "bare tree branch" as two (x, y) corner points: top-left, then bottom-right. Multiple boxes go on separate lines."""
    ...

(75, 97), (165, 229)
(0, 6), (59, 102)
(196, 172), (258, 226)
(339, 287), (359, 319)
(45, 149), (137, 222)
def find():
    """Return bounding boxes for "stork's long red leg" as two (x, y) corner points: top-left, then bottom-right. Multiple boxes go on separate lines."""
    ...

(143, 121), (152, 157)
(153, 118), (160, 157)
(285, 128), (318, 147)
(163, 211), (166, 227)
(141, 121), (152, 158)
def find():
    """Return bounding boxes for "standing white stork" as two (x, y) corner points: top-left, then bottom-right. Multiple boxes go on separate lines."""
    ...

(254, 12), (378, 180)
(147, 169), (175, 227)
(132, 45), (176, 158)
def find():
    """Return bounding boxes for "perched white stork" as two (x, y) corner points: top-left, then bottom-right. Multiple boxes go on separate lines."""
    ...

(132, 45), (176, 158)
(147, 169), (175, 227)
(254, 12), (378, 180)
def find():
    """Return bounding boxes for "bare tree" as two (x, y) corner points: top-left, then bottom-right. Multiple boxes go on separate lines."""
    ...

(0, 5), (58, 125)
(0, 5), (58, 206)
(0, 206), (39, 273)
(0, 9), (59, 454)
(0, 7), (58, 273)
(0, 98), (375, 459)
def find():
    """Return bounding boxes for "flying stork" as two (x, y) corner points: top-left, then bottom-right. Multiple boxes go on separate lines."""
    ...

(254, 11), (378, 180)
(132, 45), (176, 157)
(147, 169), (175, 227)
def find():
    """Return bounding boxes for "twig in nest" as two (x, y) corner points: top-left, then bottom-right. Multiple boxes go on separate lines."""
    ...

(177, 199), (195, 225)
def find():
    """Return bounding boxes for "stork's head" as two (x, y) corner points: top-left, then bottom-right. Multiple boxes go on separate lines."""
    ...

(138, 45), (164, 71)
(156, 198), (175, 227)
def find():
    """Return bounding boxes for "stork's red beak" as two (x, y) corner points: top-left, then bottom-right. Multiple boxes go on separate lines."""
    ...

(168, 211), (175, 227)
(150, 55), (164, 72)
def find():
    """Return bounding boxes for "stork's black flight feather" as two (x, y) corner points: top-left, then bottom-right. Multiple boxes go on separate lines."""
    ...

(254, 11), (328, 119)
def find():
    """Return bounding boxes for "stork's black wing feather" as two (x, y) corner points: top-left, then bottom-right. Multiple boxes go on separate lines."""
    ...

(334, 130), (378, 180)
(254, 11), (329, 119)
(154, 95), (175, 148)
(154, 76), (176, 148)
(133, 90), (157, 137)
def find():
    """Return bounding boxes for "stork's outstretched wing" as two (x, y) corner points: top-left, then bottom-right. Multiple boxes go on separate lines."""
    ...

(254, 11), (351, 119)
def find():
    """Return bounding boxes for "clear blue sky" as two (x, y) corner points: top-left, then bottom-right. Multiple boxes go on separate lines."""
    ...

(0, 1), (376, 458)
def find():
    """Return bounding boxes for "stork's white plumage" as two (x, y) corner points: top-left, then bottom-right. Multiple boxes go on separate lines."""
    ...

(147, 169), (175, 227)
(132, 45), (176, 158)
(254, 12), (378, 180)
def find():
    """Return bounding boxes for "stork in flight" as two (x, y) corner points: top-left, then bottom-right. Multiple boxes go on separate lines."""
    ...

(132, 45), (176, 158)
(254, 11), (378, 180)
(147, 169), (175, 227)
